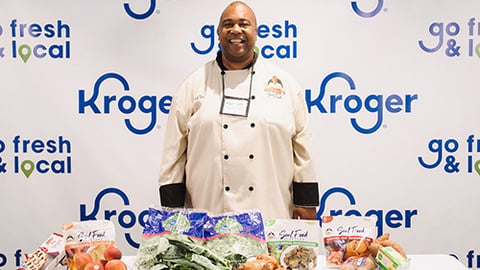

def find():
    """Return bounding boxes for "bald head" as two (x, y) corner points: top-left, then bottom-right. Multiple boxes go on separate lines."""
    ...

(218, 1), (257, 33)
(217, 1), (258, 69)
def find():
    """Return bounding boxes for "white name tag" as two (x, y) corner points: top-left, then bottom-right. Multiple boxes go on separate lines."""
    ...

(220, 96), (250, 117)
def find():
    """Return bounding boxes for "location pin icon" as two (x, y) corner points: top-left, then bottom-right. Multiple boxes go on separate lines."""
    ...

(21, 160), (34, 178)
(18, 44), (32, 63)
(475, 43), (480, 58)
(473, 160), (480, 176)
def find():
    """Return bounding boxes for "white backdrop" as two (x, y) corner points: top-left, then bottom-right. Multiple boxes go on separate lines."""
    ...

(1, 0), (479, 269)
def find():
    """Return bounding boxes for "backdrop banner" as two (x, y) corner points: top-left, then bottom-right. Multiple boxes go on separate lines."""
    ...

(1, 0), (479, 269)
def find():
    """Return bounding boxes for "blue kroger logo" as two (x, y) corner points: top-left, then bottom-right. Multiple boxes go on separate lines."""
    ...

(78, 72), (172, 135)
(317, 187), (418, 237)
(351, 0), (384, 18)
(305, 72), (418, 134)
(124, 0), (156, 20)
(80, 187), (149, 248)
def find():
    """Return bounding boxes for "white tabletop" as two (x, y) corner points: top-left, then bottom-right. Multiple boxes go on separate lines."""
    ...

(123, 254), (467, 269)
(315, 254), (466, 270)
(406, 254), (467, 269)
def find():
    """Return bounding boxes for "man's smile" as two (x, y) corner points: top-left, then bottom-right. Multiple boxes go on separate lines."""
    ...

(229, 38), (245, 44)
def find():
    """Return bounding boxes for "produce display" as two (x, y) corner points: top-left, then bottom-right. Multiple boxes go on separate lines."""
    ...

(17, 214), (412, 270)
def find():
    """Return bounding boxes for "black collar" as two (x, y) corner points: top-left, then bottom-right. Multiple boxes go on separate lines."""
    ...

(215, 51), (257, 72)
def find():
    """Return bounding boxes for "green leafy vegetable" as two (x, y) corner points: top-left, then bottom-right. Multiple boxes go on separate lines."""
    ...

(136, 208), (267, 269)
(205, 234), (266, 267)
(136, 234), (232, 270)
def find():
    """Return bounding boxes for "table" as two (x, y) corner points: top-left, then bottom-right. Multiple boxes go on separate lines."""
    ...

(404, 254), (467, 269)
(315, 254), (467, 269)
(123, 254), (467, 269)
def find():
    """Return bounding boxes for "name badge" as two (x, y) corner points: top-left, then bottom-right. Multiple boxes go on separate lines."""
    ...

(220, 96), (250, 117)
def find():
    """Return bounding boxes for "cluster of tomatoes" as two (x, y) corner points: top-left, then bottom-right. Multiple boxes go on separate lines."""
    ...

(73, 245), (127, 270)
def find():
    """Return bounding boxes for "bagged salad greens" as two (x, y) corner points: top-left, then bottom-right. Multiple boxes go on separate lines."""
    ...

(135, 207), (267, 270)
(203, 211), (266, 268)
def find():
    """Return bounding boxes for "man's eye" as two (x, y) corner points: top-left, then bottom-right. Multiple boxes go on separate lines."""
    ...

(239, 23), (250, 28)
(223, 22), (234, 28)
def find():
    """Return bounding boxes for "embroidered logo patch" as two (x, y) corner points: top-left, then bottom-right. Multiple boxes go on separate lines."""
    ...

(264, 75), (285, 98)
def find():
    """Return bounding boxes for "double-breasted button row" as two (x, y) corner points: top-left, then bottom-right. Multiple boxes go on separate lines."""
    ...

(222, 122), (256, 129)
(224, 186), (255, 192)
(222, 118), (256, 192)
(223, 154), (255, 160)
(222, 121), (256, 160)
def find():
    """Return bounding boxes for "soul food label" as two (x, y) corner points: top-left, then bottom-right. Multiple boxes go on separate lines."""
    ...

(264, 219), (320, 270)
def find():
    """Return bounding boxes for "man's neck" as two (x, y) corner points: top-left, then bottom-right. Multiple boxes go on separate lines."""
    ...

(220, 52), (256, 70)
(222, 58), (250, 70)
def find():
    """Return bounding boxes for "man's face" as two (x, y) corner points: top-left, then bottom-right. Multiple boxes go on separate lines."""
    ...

(218, 3), (257, 66)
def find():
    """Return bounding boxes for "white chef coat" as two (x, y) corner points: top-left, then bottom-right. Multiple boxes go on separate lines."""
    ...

(158, 57), (318, 219)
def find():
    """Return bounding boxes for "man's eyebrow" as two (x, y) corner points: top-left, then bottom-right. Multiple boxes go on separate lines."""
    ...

(222, 18), (250, 23)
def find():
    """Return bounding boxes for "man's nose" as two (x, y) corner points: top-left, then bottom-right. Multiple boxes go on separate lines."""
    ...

(231, 23), (242, 33)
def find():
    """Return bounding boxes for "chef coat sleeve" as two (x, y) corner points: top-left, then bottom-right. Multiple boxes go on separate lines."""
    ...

(292, 84), (319, 207)
(158, 81), (191, 208)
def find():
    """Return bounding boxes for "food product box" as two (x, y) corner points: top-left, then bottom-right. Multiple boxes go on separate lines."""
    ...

(264, 219), (321, 270)
(42, 233), (68, 270)
(321, 216), (375, 268)
(376, 246), (410, 270)
(17, 233), (67, 270)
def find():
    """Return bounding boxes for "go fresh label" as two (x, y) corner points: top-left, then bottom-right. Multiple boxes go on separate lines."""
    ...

(0, 19), (71, 62)
(0, 135), (73, 178)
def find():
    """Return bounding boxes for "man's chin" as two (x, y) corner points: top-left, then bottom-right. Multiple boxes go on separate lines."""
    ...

(224, 48), (251, 59)
(226, 46), (245, 55)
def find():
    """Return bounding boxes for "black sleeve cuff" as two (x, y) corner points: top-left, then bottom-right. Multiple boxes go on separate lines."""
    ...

(159, 183), (186, 207)
(293, 182), (319, 207)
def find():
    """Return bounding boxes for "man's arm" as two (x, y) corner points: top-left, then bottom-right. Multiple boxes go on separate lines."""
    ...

(292, 206), (317, 220)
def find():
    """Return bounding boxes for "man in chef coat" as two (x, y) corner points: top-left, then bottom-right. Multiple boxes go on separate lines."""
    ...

(158, 1), (319, 220)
